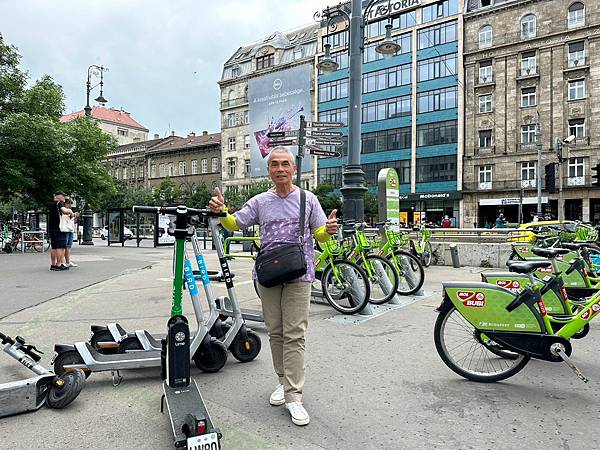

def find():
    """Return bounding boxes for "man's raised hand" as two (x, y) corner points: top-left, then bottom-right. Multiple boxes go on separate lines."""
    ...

(209, 187), (225, 213)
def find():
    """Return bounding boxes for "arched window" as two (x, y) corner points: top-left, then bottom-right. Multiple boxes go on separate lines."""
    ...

(521, 14), (536, 39)
(568, 2), (585, 28)
(478, 25), (492, 48)
(228, 90), (235, 101)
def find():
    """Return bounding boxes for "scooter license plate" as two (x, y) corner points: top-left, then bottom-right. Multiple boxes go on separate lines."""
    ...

(187, 432), (219, 450)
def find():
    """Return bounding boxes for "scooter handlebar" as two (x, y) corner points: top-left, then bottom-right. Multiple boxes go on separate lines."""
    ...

(132, 205), (226, 218)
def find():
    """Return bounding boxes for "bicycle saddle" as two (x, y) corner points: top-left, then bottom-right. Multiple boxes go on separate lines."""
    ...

(531, 247), (570, 258)
(507, 260), (552, 274)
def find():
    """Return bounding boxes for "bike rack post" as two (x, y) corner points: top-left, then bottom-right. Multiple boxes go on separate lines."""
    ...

(372, 259), (402, 305)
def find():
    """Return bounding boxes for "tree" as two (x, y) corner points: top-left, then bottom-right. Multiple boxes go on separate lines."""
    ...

(188, 183), (212, 210)
(313, 183), (341, 216)
(153, 178), (184, 205)
(0, 33), (27, 117)
(363, 191), (379, 225)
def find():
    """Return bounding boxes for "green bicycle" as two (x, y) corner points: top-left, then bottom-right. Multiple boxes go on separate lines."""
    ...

(375, 222), (425, 295)
(435, 249), (598, 383)
(410, 226), (433, 267)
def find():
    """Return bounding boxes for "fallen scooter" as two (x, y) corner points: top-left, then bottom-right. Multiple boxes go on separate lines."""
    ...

(0, 331), (85, 418)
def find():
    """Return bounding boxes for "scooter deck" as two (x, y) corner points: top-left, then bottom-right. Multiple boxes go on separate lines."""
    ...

(0, 374), (53, 418)
(162, 378), (221, 449)
(214, 297), (264, 323)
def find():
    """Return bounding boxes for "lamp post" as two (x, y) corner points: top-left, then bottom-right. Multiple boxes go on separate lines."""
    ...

(84, 65), (108, 117)
(316, 0), (400, 222)
(557, 135), (575, 222)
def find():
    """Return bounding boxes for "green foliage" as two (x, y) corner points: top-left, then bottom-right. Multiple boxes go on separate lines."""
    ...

(0, 33), (117, 210)
(363, 190), (378, 224)
(223, 180), (272, 210)
(312, 183), (341, 216)
(153, 178), (183, 205)
(188, 183), (212, 209)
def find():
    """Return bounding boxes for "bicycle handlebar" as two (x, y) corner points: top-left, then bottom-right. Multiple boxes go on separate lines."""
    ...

(132, 205), (226, 218)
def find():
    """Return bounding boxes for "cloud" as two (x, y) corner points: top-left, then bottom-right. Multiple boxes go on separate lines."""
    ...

(1, 0), (333, 137)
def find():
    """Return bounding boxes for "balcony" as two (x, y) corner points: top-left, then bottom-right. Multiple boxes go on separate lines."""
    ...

(462, 179), (540, 193)
(521, 179), (536, 188)
(565, 57), (589, 73)
(517, 142), (538, 152)
(220, 97), (248, 110)
(475, 145), (496, 156)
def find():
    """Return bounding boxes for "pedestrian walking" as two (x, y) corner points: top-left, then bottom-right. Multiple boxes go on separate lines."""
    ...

(495, 213), (507, 228)
(441, 216), (452, 228)
(62, 197), (79, 267)
(209, 147), (338, 426)
(47, 191), (75, 271)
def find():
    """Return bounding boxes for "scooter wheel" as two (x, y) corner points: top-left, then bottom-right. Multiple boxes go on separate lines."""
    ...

(230, 330), (261, 363)
(47, 370), (86, 409)
(117, 336), (143, 353)
(193, 340), (228, 373)
(53, 351), (91, 378)
(90, 330), (118, 354)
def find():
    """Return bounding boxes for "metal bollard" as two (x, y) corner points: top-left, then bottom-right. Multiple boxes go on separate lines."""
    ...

(449, 243), (460, 268)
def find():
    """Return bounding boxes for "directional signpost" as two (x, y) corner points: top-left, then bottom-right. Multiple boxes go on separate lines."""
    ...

(305, 121), (344, 129)
(267, 139), (296, 147)
(305, 138), (343, 146)
(306, 130), (343, 138)
(305, 144), (340, 158)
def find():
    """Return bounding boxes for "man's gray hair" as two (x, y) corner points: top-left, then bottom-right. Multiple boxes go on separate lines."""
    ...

(266, 147), (296, 165)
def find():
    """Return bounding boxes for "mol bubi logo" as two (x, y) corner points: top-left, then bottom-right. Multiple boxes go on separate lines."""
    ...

(457, 291), (486, 308)
(496, 279), (521, 291)
(518, 246), (530, 253)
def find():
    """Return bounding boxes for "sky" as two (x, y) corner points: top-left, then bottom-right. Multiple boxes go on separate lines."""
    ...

(0, 0), (336, 137)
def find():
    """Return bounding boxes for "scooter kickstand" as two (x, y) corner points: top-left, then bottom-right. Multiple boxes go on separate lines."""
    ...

(550, 344), (589, 383)
(111, 369), (123, 387)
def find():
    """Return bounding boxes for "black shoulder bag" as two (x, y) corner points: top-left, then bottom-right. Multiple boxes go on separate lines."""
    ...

(255, 189), (307, 288)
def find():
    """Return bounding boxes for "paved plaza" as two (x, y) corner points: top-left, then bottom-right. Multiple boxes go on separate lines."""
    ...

(0, 242), (598, 449)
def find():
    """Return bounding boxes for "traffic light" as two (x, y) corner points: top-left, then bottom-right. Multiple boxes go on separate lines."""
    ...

(545, 163), (556, 194)
(592, 163), (600, 187)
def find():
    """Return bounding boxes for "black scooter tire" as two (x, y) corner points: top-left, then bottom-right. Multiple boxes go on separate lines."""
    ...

(47, 370), (86, 409)
(193, 340), (228, 373)
(53, 350), (91, 378)
(90, 330), (118, 354)
(230, 330), (262, 363)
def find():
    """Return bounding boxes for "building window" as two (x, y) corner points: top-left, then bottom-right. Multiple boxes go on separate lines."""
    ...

(417, 53), (457, 82)
(319, 51), (348, 73)
(367, 11), (416, 37)
(151, 164), (156, 178)
(478, 25), (492, 48)
(117, 128), (128, 137)
(422, 0), (459, 23)
(256, 54), (274, 70)
(318, 166), (343, 188)
(191, 160), (198, 175)
(416, 120), (458, 147)
(361, 95), (411, 123)
(293, 46), (303, 60)
(568, 79), (585, 100)
(139, 166), (143, 178)
(228, 159), (236, 176)
(478, 130), (492, 148)
(478, 94), (492, 113)
(568, 41), (585, 67)
(521, 162), (537, 187)
(418, 86), (457, 114)
(568, 2), (585, 28)
(114, 167), (119, 179)
(244, 110), (249, 124)
(318, 107), (348, 126)
(521, 51), (537, 76)
(363, 33), (411, 63)
(168, 163), (173, 176)
(521, 124), (537, 145)
(417, 20), (457, 50)
(231, 66), (240, 77)
(245, 159), (251, 176)
(201, 158), (208, 174)
(322, 30), (348, 49)
(227, 113), (236, 127)
(244, 135), (250, 149)
(211, 157), (219, 172)
(568, 157), (584, 178)
(179, 161), (185, 176)
(123, 167), (128, 180)
(416, 155), (457, 183)
(319, 78), (349, 102)
(478, 165), (492, 190)
(521, 87), (537, 107)
(229, 137), (236, 151)
(361, 127), (411, 154)
(159, 164), (165, 177)
(568, 118), (585, 139)
(362, 63), (411, 95)
(521, 14), (537, 39)
(478, 60), (493, 83)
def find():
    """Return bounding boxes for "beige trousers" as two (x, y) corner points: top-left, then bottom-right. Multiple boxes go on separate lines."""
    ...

(257, 281), (311, 403)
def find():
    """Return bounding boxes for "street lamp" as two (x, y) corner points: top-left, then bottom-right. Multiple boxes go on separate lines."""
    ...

(316, 0), (401, 222)
(556, 135), (576, 222)
(84, 65), (108, 117)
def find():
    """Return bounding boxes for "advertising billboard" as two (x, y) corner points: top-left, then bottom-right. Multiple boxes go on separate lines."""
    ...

(377, 168), (400, 227)
(248, 64), (312, 178)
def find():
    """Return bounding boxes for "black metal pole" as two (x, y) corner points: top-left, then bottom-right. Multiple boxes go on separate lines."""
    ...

(296, 115), (306, 187)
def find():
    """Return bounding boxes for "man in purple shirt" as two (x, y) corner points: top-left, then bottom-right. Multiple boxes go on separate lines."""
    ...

(209, 147), (337, 426)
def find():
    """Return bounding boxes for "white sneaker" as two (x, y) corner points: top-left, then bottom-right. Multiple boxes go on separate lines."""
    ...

(67, 262), (78, 267)
(285, 401), (310, 426)
(269, 384), (285, 406)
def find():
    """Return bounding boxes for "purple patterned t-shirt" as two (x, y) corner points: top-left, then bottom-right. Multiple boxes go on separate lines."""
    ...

(233, 188), (327, 283)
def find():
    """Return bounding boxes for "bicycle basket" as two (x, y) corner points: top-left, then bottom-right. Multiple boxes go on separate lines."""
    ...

(323, 237), (341, 255)
(387, 230), (408, 248)
(356, 231), (372, 249)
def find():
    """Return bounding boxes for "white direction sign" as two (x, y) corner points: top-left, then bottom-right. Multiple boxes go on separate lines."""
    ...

(305, 121), (344, 129)
(306, 130), (343, 138)
(305, 138), (343, 146)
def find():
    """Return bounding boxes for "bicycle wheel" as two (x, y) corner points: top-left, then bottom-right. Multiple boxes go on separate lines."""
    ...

(434, 305), (529, 382)
(389, 250), (424, 295)
(422, 242), (433, 267)
(31, 238), (43, 252)
(357, 255), (399, 305)
(321, 260), (370, 314)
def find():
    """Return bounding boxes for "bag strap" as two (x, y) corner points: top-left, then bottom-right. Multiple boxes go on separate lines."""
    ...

(299, 189), (306, 245)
